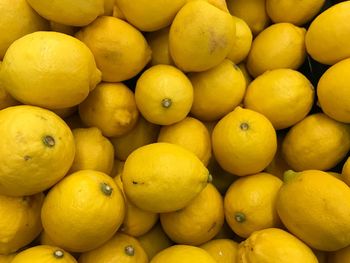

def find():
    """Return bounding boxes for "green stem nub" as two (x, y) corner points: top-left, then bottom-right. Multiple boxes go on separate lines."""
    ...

(283, 170), (297, 183)
(161, 98), (172, 108)
(234, 212), (246, 223)
(125, 245), (135, 256)
(101, 182), (113, 196)
(53, 250), (64, 259)
(43, 135), (55, 148)
(240, 122), (249, 131)
(207, 174), (213, 183)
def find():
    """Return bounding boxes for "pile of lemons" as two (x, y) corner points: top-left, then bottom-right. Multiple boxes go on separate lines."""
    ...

(1, 0), (350, 262)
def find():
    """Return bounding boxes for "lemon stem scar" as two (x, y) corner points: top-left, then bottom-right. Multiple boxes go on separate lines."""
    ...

(43, 135), (55, 147)
(240, 122), (249, 131)
(283, 170), (297, 183)
(125, 245), (135, 256)
(235, 212), (246, 223)
(101, 182), (113, 196)
(53, 250), (64, 259)
(207, 174), (213, 183)
(161, 98), (172, 108)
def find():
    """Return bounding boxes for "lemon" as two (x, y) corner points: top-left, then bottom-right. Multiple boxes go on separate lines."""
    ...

(328, 245), (350, 263)
(227, 0), (270, 36)
(0, 83), (18, 111)
(237, 228), (318, 263)
(0, 31), (101, 109)
(79, 233), (148, 263)
(122, 143), (210, 213)
(116, 0), (186, 31)
(41, 170), (125, 252)
(49, 22), (77, 36)
(282, 113), (350, 171)
(146, 27), (174, 66)
(186, 0), (229, 12)
(104, 0), (114, 15)
(169, 1), (235, 72)
(150, 245), (216, 263)
(200, 239), (238, 263)
(317, 58), (350, 123)
(277, 170), (350, 251)
(0, 193), (43, 254)
(0, 254), (16, 263)
(79, 82), (139, 137)
(244, 69), (315, 130)
(113, 1), (126, 19)
(190, 59), (246, 122)
(342, 157), (350, 186)
(70, 127), (114, 175)
(135, 65), (193, 125)
(39, 231), (57, 247)
(11, 245), (76, 263)
(111, 116), (160, 161)
(158, 117), (212, 166)
(212, 106), (277, 176)
(160, 184), (224, 245)
(26, 0), (106, 26)
(246, 23), (306, 78)
(237, 63), (252, 85)
(0, 105), (75, 196)
(305, 1), (350, 65)
(266, 0), (325, 26)
(76, 16), (151, 82)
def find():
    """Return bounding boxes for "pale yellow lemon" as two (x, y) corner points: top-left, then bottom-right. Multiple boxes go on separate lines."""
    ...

(328, 245), (350, 263)
(200, 239), (239, 263)
(146, 27), (174, 66)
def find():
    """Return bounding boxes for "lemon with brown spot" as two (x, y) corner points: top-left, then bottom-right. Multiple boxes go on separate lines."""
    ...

(200, 239), (239, 263)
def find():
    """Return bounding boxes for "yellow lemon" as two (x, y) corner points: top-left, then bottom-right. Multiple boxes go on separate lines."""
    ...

(138, 224), (173, 260)
(169, 1), (235, 72)
(79, 233), (148, 263)
(305, 1), (350, 65)
(247, 23), (306, 78)
(0, 105), (75, 196)
(113, 1), (126, 19)
(277, 170), (350, 251)
(104, 0), (114, 15)
(189, 59), (246, 122)
(76, 16), (151, 82)
(41, 170), (125, 252)
(116, 0), (185, 31)
(200, 239), (238, 263)
(282, 113), (350, 171)
(266, 0), (325, 26)
(224, 173), (282, 238)
(212, 106), (277, 176)
(135, 65), (193, 125)
(40, 231), (58, 247)
(26, 0), (106, 26)
(0, 254), (16, 263)
(342, 157), (350, 186)
(79, 82), (139, 137)
(237, 63), (252, 85)
(160, 184), (224, 245)
(244, 69), (315, 129)
(111, 116), (160, 161)
(150, 245), (216, 263)
(49, 22), (77, 36)
(146, 27), (174, 66)
(237, 228), (318, 263)
(328, 245), (350, 263)
(158, 117), (212, 166)
(70, 127), (114, 175)
(0, 193), (43, 254)
(227, 0), (270, 36)
(317, 58), (350, 123)
(0, 0), (48, 59)
(11, 245), (76, 263)
(122, 143), (210, 213)
(186, 0), (229, 12)
(0, 31), (101, 109)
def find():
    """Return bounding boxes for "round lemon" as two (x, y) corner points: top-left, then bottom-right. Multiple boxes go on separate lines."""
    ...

(246, 23), (306, 78)
(135, 65), (193, 125)
(146, 27), (174, 66)
(0, 31), (101, 109)
(200, 239), (238, 263)
(244, 68), (315, 129)
(0, 105), (75, 196)
(113, 1), (126, 19)
(190, 59), (246, 122)
(237, 63), (252, 85)
(328, 245), (350, 263)
(79, 82), (139, 137)
(212, 106), (277, 176)
(41, 170), (125, 252)
(0, 254), (16, 263)
(122, 143), (210, 213)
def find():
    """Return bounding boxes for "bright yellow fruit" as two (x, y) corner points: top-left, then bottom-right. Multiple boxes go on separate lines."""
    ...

(116, 0), (186, 31)
(70, 127), (114, 175)
(0, 105), (75, 196)
(305, 1), (350, 65)
(160, 184), (224, 245)
(212, 106), (277, 176)
(342, 157), (350, 186)
(186, 0), (229, 12)
(328, 245), (350, 263)
(237, 228), (318, 263)
(11, 245), (77, 263)
(0, 254), (16, 263)
(169, 1), (235, 72)
(0, 31), (101, 109)
(146, 27), (174, 66)
(41, 170), (125, 252)
(158, 117), (212, 166)
(151, 245), (216, 263)
(135, 65), (193, 125)
(122, 143), (210, 213)
(317, 58), (350, 123)
(79, 82), (139, 137)
(282, 113), (350, 171)
(0, 193), (43, 254)
(247, 23), (306, 78)
(277, 170), (350, 251)
(79, 233), (148, 263)
(200, 239), (239, 263)
(76, 16), (151, 82)
(244, 69), (315, 129)
(190, 59), (246, 122)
